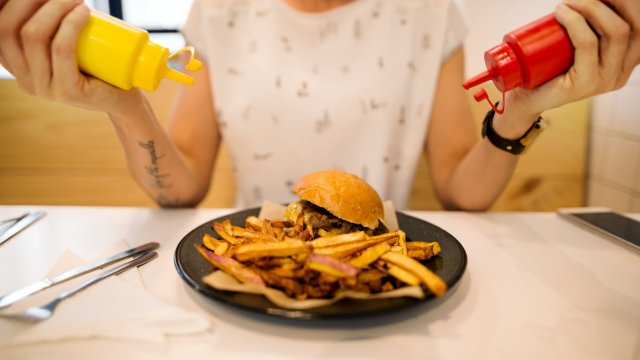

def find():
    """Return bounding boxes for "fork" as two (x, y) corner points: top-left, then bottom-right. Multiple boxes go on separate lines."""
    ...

(0, 250), (157, 322)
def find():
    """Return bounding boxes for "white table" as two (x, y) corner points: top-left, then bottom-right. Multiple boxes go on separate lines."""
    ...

(0, 205), (638, 360)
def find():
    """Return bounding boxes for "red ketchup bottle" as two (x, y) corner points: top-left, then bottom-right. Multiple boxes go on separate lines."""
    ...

(463, 14), (574, 114)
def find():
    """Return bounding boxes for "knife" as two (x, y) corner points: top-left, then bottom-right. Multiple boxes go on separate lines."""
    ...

(0, 211), (46, 246)
(0, 241), (160, 309)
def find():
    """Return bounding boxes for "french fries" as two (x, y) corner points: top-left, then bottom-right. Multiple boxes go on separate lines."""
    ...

(407, 241), (441, 260)
(196, 204), (447, 300)
(234, 239), (309, 261)
(381, 252), (447, 296)
(196, 244), (265, 287)
(350, 242), (390, 268)
(309, 231), (367, 248)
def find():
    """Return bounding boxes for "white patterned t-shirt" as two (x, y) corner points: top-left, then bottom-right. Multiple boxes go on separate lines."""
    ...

(183, 0), (467, 209)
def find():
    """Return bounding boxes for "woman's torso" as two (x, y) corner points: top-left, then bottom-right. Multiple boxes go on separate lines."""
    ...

(184, 0), (465, 208)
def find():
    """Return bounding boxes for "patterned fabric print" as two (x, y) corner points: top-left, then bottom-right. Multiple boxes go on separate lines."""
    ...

(183, 0), (467, 209)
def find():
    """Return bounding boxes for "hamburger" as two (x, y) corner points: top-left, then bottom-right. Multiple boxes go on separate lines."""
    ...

(195, 169), (447, 299)
(285, 169), (388, 238)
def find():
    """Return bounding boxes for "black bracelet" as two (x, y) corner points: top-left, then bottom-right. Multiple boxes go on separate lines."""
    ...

(482, 108), (544, 155)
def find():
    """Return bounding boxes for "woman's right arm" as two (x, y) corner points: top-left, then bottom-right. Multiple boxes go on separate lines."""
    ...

(0, 0), (220, 207)
(110, 64), (220, 207)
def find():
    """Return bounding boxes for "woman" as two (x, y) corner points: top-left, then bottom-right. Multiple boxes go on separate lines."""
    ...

(0, 0), (637, 210)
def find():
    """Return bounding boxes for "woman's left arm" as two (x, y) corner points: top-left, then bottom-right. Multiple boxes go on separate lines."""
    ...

(425, 47), (522, 211)
(426, 0), (638, 211)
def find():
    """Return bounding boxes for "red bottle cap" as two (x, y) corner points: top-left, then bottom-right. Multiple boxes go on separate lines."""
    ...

(462, 43), (523, 93)
(482, 43), (524, 92)
(462, 13), (573, 114)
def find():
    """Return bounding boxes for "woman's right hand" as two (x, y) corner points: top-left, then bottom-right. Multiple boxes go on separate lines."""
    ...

(0, 0), (143, 115)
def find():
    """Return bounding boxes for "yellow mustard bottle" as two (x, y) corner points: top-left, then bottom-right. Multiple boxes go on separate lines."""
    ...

(76, 11), (202, 91)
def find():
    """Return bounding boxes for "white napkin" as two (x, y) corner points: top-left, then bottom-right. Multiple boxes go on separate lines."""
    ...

(0, 248), (210, 347)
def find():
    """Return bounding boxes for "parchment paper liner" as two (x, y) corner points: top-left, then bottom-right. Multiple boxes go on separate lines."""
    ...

(202, 201), (425, 310)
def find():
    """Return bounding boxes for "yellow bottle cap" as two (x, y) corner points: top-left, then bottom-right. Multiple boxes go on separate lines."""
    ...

(133, 43), (201, 91)
(170, 46), (202, 72)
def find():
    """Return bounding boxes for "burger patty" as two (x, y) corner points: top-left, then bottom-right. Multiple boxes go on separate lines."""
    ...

(289, 201), (388, 238)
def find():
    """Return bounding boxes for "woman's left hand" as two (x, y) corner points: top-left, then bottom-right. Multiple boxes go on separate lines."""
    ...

(509, 0), (638, 116)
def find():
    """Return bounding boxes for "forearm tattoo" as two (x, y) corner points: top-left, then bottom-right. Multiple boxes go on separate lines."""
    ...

(137, 139), (179, 207)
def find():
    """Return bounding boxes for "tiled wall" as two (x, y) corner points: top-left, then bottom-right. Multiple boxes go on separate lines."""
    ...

(588, 68), (640, 212)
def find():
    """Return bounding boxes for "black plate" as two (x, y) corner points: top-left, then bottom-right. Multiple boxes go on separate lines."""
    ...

(174, 208), (467, 321)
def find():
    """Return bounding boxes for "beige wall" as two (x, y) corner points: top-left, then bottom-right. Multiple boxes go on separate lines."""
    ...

(0, 0), (591, 210)
(0, 80), (234, 208)
(0, 79), (588, 211)
(409, 86), (589, 211)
